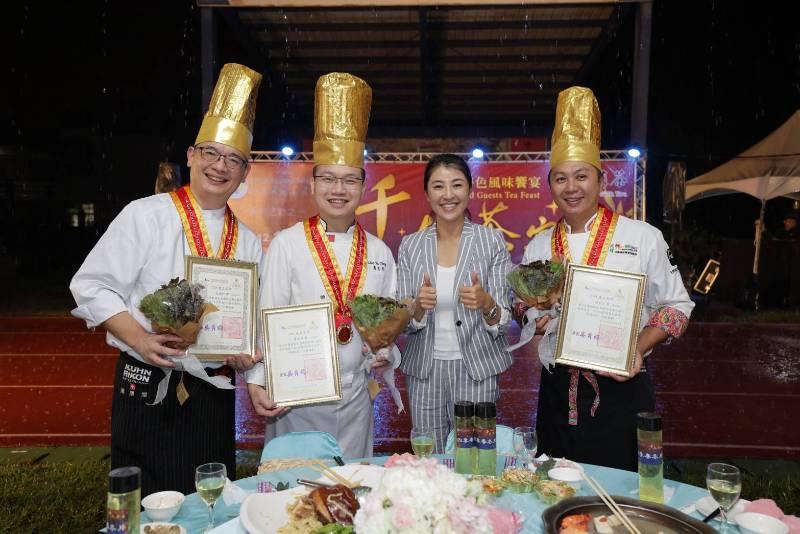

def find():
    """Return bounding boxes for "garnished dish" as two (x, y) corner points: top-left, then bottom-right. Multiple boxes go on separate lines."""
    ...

(470, 476), (506, 496)
(534, 480), (577, 505)
(500, 467), (541, 492)
(278, 484), (359, 534)
(141, 524), (185, 534)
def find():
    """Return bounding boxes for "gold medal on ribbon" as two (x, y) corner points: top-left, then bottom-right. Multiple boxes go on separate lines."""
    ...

(304, 215), (367, 345)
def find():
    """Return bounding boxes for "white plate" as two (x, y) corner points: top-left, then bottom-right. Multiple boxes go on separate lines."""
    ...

(239, 486), (307, 534)
(141, 522), (187, 534)
(531, 456), (584, 472)
(240, 466), (385, 534)
(696, 495), (751, 524)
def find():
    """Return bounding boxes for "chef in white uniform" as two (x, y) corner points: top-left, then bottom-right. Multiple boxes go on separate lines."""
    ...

(520, 86), (694, 470)
(70, 64), (264, 495)
(246, 73), (397, 459)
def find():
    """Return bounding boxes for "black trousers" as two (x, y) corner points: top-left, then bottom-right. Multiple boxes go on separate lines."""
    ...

(111, 353), (236, 497)
(536, 363), (655, 472)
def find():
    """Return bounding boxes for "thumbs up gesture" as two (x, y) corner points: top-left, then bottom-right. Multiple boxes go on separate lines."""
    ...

(414, 273), (437, 321)
(458, 271), (493, 312)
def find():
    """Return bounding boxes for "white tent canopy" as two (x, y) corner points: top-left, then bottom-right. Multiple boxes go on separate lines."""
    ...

(685, 109), (800, 202)
(685, 110), (800, 286)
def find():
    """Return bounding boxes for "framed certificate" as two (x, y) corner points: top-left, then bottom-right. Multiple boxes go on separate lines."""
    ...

(555, 264), (647, 376)
(261, 302), (342, 407)
(185, 256), (257, 361)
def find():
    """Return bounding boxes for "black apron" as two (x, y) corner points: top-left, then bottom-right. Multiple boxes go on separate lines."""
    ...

(536, 362), (654, 472)
(110, 352), (236, 496)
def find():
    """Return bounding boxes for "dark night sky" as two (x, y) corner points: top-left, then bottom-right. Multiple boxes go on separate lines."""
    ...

(1, 1), (798, 279)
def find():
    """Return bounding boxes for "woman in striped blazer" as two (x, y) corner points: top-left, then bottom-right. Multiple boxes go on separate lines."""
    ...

(397, 154), (514, 453)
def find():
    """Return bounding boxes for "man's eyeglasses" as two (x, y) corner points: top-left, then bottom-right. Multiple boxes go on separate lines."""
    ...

(194, 145), (248, 171)
(313, 174), (364, 189)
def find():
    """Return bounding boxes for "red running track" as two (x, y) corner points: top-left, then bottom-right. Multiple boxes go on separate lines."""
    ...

(1, 316), (798, 458)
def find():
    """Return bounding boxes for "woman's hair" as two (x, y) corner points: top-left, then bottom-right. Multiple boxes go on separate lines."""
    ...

(423, 153), (472, 191)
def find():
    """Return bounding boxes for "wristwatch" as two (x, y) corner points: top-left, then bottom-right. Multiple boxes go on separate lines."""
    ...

(482, 302), (499, 320)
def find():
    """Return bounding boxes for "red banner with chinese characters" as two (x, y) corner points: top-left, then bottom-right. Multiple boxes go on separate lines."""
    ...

(229, 160), (636, 263)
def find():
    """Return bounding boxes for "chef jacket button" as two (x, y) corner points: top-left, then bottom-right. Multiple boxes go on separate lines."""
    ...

(455, 320), (462, 327)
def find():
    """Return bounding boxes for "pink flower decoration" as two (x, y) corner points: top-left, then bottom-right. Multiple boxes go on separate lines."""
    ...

(487, 507), (524, 534)
(745, 498), (784, 519)
(391, 503), (414, 529)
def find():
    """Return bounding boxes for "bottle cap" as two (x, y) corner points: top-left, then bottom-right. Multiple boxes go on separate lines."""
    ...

(637, 412), (662, 431)
(475, 402), (496, 419)
(109, 466), (141, 494)
(454, 401), (474, 418)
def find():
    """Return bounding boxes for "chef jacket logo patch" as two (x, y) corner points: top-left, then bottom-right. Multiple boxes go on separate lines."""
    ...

(667, 247), (677, 266)
(610, 243), (639, 256)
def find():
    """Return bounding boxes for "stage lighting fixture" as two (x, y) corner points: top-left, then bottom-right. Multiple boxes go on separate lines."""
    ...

(471, 148), (485, 159)
(626, 146), (642, 159)
(281, 146), (294, 157)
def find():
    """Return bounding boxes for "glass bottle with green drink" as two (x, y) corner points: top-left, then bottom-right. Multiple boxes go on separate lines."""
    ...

(475, 402), (497, 476)
(637, 412), (664, 503)
(454, 401), (476, 474)
(106, 466), (141, 534)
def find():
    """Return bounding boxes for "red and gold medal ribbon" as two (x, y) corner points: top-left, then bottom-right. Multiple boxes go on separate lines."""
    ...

(551, 204), (618, 266)
(170, 185), (238, 259)
(304, 215), (368, 329)
(550, 204), (619, 426)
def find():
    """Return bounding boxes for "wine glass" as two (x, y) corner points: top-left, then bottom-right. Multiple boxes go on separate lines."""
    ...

(513, 426), (537, 468)
(706, 462), (741, 532)
(195, 462), (227, 532)
(410, 428), (435, 457)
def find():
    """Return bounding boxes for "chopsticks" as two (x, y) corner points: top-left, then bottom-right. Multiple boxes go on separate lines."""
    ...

(309, 460), (356, 488)
(580, 472), (641, 534)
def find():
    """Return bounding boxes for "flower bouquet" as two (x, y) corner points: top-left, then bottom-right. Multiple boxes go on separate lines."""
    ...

(350, 295), (413, 352)
(353, 454), (523, 534)
(506, 258), (566, 310)
(138, 278), (217, 350)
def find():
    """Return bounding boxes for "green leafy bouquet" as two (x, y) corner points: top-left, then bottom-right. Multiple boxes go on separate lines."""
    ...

(139, 278), (217, 349)
(350, 294), (413, 352)
(507, 258), (566, 310)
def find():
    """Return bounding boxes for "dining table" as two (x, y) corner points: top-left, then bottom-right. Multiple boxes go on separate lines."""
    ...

(140, 454), (717, 534)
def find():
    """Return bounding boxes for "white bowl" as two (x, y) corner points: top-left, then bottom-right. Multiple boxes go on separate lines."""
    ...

(735, 512), (789, 534)
(142, 491), (185, 522)
(547, 467), (583, 491)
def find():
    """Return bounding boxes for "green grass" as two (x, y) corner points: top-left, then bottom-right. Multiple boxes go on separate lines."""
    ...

(0, 459), (108, 533)
(0, 450), (797, 533)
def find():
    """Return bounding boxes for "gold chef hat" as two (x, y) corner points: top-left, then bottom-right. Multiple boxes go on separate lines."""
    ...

(313, 72), (372, 169)
(195, 63), (262, 157)
(550, 86), (601, 170)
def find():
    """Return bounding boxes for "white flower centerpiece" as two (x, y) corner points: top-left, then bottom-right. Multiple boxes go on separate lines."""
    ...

(353, 454), (523, 534)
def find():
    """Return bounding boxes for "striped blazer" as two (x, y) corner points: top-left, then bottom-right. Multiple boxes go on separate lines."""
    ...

(397, 222), (513, 381)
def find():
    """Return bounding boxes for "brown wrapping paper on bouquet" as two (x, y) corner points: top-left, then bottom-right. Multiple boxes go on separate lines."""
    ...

(352, 298), (414, 353)
(151, 303), (219, 350)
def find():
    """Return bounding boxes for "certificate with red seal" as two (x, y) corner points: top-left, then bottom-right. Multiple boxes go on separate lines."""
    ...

(261, 302), (342, 407)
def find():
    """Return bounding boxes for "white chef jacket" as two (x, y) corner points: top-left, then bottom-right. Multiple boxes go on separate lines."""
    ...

(522, 214), (694, 358)
(70, 193), (264, 365)
(245, 219), (397, 459)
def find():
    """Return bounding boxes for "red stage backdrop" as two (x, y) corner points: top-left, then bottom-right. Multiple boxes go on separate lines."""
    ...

(229, 160), (636, 263)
